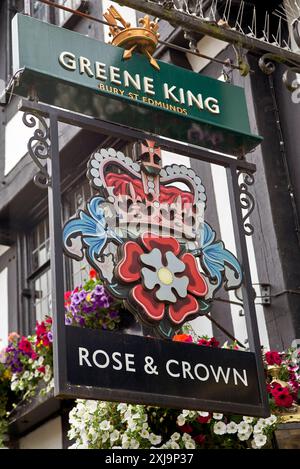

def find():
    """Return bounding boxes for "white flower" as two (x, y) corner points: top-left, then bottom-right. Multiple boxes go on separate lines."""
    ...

(237, 422), (251, 435)
(226, 422), (238, 434)
(265, 415), (277, 426)
(258, 418), (267, 426)
(110, 430), (120, 442)
(141, 428), (149, 439)
(86, 400), (98, 413)
(171, 432), (181, 441)
(112, 446), (122, 449)
(117, 403), (127, 413)
(213, 421), (227, 435)
(23, 371), (30, 379)
(238, 432), (252, 441)
(185, 440), (196, 449)
(254, 433), (267, 448)
(38, 356), (44, 366)
(99, 420), (110, 431)
(124, 410), (132, 420)
(122, 440), (130, 449)
(127, 419), (137, 431)
(243, 416), (254, 424)
(251, 440), (259, 449)
(182, 433), (192, 442)
(11, 381), (18, 391)
(149, 434), (162, 445)
(213, 413), (223, 420)
(253, 423), (264, 434)
(177, 415), (186, 426)
(182, 409), (190, 417)
(170, 441), (180, 449)
(198, 411), (209, 417)
(130, 438), (140, 449)
(101, 432), (109, 443)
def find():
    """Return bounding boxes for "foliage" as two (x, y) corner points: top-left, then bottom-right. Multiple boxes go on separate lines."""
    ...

(64, 269), (122, 330)
(1, 271), (300, 449)
(68, 400), (278, 450)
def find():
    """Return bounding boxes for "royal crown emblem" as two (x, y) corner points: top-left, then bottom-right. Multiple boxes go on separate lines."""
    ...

(103, 5), (160, 70)
(63, 141), (243, 339)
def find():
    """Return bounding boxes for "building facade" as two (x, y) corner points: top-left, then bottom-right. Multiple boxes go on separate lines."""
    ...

(1, 0), (300, 448)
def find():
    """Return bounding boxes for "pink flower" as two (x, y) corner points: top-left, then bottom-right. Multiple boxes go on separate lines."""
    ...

(198, 337), (220, 348)
(89, 269), (97, 279)
(274, 391), (294, 408)
(18, 337), (33, 355)
(180, 424), (193, 434)
(197, 415), (211, 424)
(194, 434), (206, 445)
(265, 351), (282, 366)
(198, 338), (210, 346)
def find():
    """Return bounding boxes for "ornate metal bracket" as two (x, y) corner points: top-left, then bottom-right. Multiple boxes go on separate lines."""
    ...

(238, 171), (255, 237)
(22, 112), (51, 189)
(259, 53), (300, 92)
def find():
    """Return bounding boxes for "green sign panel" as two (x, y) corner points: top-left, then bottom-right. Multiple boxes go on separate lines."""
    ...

(12, 14), (262, 156)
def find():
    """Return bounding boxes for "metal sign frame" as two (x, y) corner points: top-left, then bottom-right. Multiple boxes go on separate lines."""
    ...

(20, 98), (269, 417)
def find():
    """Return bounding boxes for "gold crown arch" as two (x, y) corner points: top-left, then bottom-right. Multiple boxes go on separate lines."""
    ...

(104, 5), (160, 70)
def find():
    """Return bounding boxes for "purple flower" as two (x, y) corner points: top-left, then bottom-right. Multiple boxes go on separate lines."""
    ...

(109, 311), (119, 319)
(78, 290), (87, 301)
(47, 331), (53, 343)
(72, 293), (81, 305)
(65, 316), (72, 325)
(94, 285), (105, 296)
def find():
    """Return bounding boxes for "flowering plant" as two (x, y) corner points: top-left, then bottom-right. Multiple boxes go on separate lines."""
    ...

(0, 347), (11, 448)
(64, 269), (122, 330)
(68, 400), (278, 450)
(265, 349), (300, 412)
(5, 318), (54, 400)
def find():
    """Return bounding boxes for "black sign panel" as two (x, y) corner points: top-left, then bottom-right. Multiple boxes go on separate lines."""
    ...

(65, 327), (263, 415)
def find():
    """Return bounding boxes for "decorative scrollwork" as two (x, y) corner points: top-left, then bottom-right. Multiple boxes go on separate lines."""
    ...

(22, 112), (51, 189)
(258, 53), (279, 76)
(258, 54), (300, 94)
(282, 67), (300, 92)
(238, 171), (255, 237)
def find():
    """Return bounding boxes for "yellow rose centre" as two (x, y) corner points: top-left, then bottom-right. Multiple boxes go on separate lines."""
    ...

(158, 267), (173, 285)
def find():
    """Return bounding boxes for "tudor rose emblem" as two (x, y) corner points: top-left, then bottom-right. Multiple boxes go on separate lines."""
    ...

(63, 141), (243, 339)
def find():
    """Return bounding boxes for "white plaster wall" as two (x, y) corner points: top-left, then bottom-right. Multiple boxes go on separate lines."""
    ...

(0, 267), (8, 348)
(101, 0), (137, 43)
(19, 417), (63, 449)
(5, 111), (37, 175)
(161, 149), (213, 337)
(186, 36), (228, 72)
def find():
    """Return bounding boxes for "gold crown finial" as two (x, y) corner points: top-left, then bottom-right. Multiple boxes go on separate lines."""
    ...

(103, 5), (160, 70)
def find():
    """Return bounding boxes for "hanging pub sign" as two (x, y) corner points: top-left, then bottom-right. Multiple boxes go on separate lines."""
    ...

(11, 12), (263, 157)
(14, 7), (268, 416)
(61, 139), (267, 416)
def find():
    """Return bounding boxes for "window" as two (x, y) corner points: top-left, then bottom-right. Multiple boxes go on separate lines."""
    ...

(28, 219), (51, 323)
(64, 179), (93, 288)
